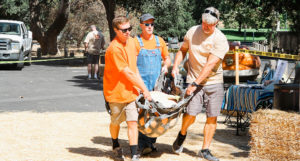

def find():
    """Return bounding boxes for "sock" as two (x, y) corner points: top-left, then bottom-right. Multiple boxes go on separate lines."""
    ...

(177, 131), (187, 146)
(201, 149), (209, 153)
(112, 138), (120, 149)
(88, 74), (91, 78)
(130, 145), (138, 157)
(94, 74), (97, 78)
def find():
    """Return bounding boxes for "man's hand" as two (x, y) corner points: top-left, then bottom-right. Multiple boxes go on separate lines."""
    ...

(186, 84), (197, 95)
(161, 65), (168, 75)
(171, 67), (179, 78)
(142, 90), (152, 101)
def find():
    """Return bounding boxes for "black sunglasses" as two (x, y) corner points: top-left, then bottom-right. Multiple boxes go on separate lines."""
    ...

(143, 23), (154, 27)
(204, 10), (218, 19)
(118, 26), (133, 33)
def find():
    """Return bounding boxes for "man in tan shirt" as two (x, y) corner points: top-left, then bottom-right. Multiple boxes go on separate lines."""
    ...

(84, 25), (105, 79)
(171, 7), (229, 161)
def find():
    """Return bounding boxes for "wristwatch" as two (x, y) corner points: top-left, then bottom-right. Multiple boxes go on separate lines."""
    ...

(191, 81), (201, 87)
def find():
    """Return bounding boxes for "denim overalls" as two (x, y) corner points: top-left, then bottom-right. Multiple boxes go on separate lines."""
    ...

(137, 35), (162, 149)
(137, 35), (162, 91)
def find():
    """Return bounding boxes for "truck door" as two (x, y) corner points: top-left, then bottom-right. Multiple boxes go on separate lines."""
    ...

(21, 23), (28, 51)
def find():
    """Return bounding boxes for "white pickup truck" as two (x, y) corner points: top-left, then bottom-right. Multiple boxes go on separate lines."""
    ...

(0, 20), (32, 70)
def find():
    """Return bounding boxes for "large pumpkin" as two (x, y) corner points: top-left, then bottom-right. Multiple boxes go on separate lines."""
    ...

(222, 51), (261, 70)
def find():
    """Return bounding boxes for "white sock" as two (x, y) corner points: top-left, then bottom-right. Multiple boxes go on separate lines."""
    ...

(94, 74), (98, 78)
(88, 74), (91, 78)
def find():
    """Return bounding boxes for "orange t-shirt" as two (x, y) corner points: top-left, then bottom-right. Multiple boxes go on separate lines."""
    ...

(103, 37), (139, 103)
(134, 35), (169, 59)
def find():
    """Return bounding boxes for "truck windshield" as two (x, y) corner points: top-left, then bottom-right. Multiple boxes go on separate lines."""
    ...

(0, 23), (21, 35)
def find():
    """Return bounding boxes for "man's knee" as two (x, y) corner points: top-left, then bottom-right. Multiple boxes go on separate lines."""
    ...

(183, 113), (196, 124)
(127, 121), (138, 128)
(110, 122), (120, 129)
(206, 116), (217, 124)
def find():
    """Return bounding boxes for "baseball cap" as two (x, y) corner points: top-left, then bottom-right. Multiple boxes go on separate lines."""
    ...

(140, 13), (155, 23)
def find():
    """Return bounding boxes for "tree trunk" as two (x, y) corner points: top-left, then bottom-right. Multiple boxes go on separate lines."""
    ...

(102, 0), (116, 41)
(30, 0), (69, 55)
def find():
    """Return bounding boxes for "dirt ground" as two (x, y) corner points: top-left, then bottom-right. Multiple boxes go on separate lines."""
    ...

(0, 112), (250, 161)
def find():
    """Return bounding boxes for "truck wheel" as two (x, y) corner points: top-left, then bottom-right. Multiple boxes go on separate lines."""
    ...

(24, 52), (32, 66)
(15, 50), (24, 70)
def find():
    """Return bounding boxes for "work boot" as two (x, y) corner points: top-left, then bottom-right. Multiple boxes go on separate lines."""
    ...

(141, 146), (152, 155)
(112, 147), (124, 161)
(141, 144), (158, 155)
(198, 149), (219, 161)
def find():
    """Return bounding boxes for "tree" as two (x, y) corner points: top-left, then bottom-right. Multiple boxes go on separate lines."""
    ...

(140, 0), (196, 40)
(59, 0), (107, 48)
(0, 0), (29, 22)
(192, 0), (262, 31)
(101, 0), (150, 40)
(1, 0), (69, 55)
(29, 0), (69, 55)
(102, 0), (116, 40)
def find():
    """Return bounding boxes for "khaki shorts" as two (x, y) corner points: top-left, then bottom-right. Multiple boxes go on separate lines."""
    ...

(109, 101), (138, 125)
(187, 83), (224, 117)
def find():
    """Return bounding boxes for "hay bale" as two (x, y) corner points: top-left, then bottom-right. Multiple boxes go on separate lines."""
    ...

(249, 109), (300, 161)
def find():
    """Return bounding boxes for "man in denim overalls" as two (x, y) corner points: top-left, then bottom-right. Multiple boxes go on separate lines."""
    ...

(134, 13), (171, 155)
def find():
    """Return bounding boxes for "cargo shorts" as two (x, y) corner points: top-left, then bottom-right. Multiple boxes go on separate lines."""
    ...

(109, 101), (138, 125)
(187, 83), (224, 117)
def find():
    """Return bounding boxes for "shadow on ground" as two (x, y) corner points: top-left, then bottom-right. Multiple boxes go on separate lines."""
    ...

(67, 136), (198, 160)
(67, 75), (103, 91)
(0, 64), (24, 70)
(32, 57), (87, 67)
(67, 137), (129, 161)
(67, 147), (120, 161)
(0, 57), (86, 70)
(193, 126), (250, 158)
(91, 136), (198, 158)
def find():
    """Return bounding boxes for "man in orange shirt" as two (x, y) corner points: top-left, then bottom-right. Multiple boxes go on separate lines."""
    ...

(134, 13), (171, 155)
(103, 16), (151, 161)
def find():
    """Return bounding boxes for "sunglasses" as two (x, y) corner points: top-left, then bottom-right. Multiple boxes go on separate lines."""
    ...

(143, 23), (154, 27)
(204, 10), (218, 19)
(118, 26), (132, 33)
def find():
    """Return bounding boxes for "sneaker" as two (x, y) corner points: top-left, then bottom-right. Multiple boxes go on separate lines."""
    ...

(113, 147), (124, 161)
(131, 154), (140, 161)
(172, 138), (183, 154)
(198, 149), (219, 161)
(172, 134), (184, 154)
(93, 75), (98, 79)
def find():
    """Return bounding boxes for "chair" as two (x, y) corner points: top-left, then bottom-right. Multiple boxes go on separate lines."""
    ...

(222, 60), (287, 135)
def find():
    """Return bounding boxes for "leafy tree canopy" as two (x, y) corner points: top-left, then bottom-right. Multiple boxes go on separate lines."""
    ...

(140, 0), (196, 40)
(0, 0), (29, 23)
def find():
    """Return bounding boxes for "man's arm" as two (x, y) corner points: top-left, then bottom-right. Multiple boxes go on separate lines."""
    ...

(84, 33), (90, 51)
(161, 56), (171, 74)
(121, 67), (151, 101)
(186, 54), (222, 95)
(195, 54), (221, 84)
(84, 42), (88, 51)
(171, 46), (188, 77)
